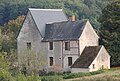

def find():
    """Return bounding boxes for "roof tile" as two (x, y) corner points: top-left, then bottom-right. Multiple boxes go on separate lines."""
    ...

(71, 46), (102, 68)
(43, 20), (87, 41)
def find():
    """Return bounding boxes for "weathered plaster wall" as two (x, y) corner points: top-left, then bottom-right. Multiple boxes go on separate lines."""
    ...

(47, 41), (62, 72)
(71, 68), (89, 73)
(47, 40), (80, 71)
(17, 11), (48, 71)
(62, 41), (79, 71)
(89, 46), (110, 72)
(79, 21), (99, 54)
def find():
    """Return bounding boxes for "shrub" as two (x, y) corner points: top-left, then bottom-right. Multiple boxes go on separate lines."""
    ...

(0, 69), (15, 81)
(16, 73), (40, 81)
(27, 75), (40, 81)
(47, 71), (56, 75)
(16, 73), (27, 81)
(38, 69), (47, 76)
(63, 72), (91, 79)
(41, 76), (63, 81)
(63, 70), (104, 79)
(90, 70), (104, 75)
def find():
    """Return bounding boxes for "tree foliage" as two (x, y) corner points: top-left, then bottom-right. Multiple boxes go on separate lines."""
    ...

(0, 16), (25, 52)
(0, 0), (109, 29)
(99, 1), (120, 66)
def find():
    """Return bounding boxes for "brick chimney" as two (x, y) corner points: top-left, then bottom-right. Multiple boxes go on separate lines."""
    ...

(69, 15), (76, 21)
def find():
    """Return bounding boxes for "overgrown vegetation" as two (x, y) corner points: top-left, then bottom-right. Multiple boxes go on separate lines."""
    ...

(0, 0), (110, 29)
(63, 70), (104, 79)
(0, 0), (120, 81)
(41, 75), (63, 81)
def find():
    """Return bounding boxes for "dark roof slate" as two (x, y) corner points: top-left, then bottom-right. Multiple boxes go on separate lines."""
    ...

(43, 20), (87, 41)
(71, 46), (102, 68)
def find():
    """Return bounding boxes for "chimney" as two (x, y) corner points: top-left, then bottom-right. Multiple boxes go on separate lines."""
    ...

(69, 15), (76, 21)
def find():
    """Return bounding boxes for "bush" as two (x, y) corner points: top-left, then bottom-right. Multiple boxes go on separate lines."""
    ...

(0, 69), (15, 81)
(90, 70), (104, 75)
(16, 73), (40, 81)
(41, 76), (63, 81)
(16, 73), (27, 81)
(47, 71), (56, 75)
(27, 75), (40, 81)
(38, 69), (47, 76)
(63, 70), (104, 79)
(63, 72), (91, 79)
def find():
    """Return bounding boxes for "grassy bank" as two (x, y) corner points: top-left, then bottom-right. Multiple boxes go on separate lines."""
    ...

(66, 67), (120, 81)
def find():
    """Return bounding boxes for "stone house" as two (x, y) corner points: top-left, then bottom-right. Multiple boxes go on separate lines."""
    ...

(17, 8), (110, 73)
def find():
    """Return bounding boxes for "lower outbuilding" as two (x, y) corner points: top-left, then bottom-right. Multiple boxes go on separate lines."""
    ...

(71, 45), (110, 73)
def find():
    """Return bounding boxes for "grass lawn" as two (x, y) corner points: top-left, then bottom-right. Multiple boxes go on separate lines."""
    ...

(65, 67), (120, 81)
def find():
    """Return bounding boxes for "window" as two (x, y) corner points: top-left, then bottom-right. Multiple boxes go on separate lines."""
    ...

(65, 42), (70, 50)
(68, 57), (72, 66)
(101, 65), (104, 69)
(27, 42), (31, 50)
(93, 64), (95, 69)
(49, 57), (53, 66)
(49, 42), (53, 50)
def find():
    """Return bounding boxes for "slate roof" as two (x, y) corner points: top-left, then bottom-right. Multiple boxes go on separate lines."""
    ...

(71, 46), (102, 68)
(29, 8), (68, 37)
(43, 20), (87, 41)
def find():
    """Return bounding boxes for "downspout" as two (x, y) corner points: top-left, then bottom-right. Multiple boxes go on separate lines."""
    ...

(62, 41), (64, 68)
(78, 40), (80, 56)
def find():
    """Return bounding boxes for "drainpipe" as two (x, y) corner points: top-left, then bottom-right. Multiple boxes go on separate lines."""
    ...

(62, 41), (64, 68)
(78, 40), (80, 56)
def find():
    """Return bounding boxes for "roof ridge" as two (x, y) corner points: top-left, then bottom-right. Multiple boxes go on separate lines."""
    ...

(29, 8), (63, 11)
(46, 21), (68, 25)
(46, 19), (87, 25)
(86, 45), (102, 48)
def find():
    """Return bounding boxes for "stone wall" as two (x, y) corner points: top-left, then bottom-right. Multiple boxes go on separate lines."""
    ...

(79, 20), (99, 54)
(89, 46), (110, 72)
(71, 68), (89, 73)
(17, 11), (48, 72)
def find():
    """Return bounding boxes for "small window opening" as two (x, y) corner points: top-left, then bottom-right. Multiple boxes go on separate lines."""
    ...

(49, 57), (53, 66)
(65, 42), (70, 50)
(102, 65), (104, 69)
(27, 42), (31, 50)
(93, 64), (95, 69)
(49, 42), (53, 50)
(68, 57), (72, 66)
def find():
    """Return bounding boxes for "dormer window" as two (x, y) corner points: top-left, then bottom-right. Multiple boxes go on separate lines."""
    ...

(49, 42), (53, 50)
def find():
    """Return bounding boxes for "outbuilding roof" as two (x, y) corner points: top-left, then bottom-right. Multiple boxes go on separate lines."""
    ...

(71, 46), (102, 68)
(29, 8), (68, 37)
(43, 20), (87, 41)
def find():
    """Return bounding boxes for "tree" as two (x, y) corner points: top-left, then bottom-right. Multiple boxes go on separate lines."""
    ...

(0, 16), (25, 52)
(99, 1), (120, 66)
(0, 0), (109, 29)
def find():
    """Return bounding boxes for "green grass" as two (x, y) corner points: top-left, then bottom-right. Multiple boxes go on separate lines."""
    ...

(67, 67), (120, 81)
(1, 67), (120, 81)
